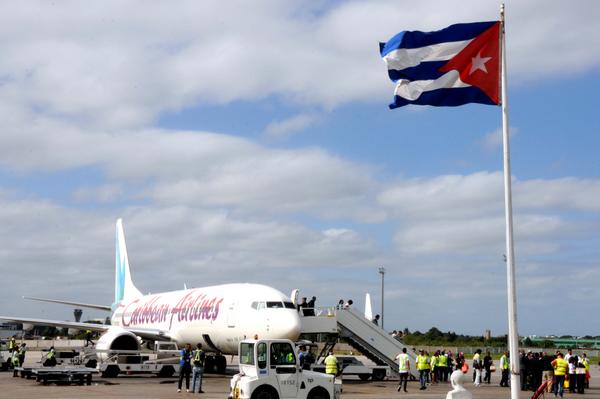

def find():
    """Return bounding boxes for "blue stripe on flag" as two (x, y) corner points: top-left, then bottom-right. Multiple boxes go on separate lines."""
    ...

(387, 61), (447, 82)
(380, 21), (496, 56)
(389, 86), (496, 109)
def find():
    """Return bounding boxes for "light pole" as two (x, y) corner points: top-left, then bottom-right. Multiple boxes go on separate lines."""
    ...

(378, 266), (385, 329)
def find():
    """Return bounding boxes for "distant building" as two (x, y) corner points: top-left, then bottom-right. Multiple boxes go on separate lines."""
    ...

(484, 329), (492, 340)
(0, 322), (22, 339)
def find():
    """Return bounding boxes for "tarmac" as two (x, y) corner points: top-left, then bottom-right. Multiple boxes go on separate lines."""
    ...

(2, 366), (600, 399)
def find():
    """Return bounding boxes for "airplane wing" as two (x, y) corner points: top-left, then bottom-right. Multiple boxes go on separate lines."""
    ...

(0, 316), (111, 331)
(0, 316), (172, 341)
(23, 296), (112, 311)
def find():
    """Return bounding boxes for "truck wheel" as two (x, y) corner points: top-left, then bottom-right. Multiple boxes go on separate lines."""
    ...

(372, 369), (386, 381)
(102, 365), (120, 378)
(157, 365), (175, 377)
(215, 355), (227, 374)
(204, 356), (215, 373)
(308, 387), (330, 399)
(251, 386), (279, 399)
(358, 374), (371, 381)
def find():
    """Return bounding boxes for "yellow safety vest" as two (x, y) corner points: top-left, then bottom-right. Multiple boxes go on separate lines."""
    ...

(500, 355), (509, 370)
(431, 355), (437, 369)
(47, 351), (55, 360)
(438, 354), (448, 367)
(424, 356), (431, 370)
(9, 339), (16, 350)
(583, 358), (590, 371)
(12, 352), (20, 367)
(194, 349), (204, 364)
(325, 355), (338, 375)
(398, 353), (409, 372)
(554, 358), (568, 376)
(417, 355), (428, 370)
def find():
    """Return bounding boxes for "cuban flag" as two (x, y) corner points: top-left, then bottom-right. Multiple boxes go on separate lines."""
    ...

(380, 21), (501, 109)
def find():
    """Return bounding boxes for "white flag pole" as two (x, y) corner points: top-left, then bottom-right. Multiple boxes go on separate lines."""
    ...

(500, 4), (520, 399)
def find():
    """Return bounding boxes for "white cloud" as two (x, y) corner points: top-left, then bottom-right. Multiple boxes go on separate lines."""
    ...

(480, 127), (518, 151)
(73, 184), (124, 203)
(0, 1), (598, 128)
(263, 113), (318, 139)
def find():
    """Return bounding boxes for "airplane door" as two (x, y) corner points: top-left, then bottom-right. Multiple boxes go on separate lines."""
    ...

(227, 300), (236, 328)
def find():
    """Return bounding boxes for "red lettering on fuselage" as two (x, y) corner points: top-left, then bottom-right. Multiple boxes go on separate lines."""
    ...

(119, 290), (224, 329)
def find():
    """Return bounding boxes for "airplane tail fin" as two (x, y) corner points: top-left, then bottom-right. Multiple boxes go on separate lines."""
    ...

(114, 219), (142, 307)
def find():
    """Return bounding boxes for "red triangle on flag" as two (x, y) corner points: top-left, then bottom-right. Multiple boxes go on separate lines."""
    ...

(439, 21), (501, 104)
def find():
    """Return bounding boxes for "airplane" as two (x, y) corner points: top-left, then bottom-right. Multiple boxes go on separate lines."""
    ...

(0, 219), (302, 372)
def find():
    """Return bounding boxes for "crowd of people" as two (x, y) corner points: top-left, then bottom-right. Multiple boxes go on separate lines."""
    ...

(519, 349), (591, 397)
(397, 346), (591, 396)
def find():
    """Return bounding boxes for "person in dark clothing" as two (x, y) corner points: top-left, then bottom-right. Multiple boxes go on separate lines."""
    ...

(372, 315), (380, 326)
(84, 329), (95, 347)
(576, 358), (586, 394)
(305, 296), (316, 316)
(568, 355), (578, 393)
(483, 352), (493, 384)
(531, 352), (543, 391)
(177, 343), (192, 393)
(519, 351), (528, 391)
(297, 297), (308, 315)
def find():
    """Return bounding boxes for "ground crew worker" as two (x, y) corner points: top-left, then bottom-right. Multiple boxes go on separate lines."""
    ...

(430, 352), (438, 383)
(424, 351), (431, 383)
(18, 343), (26, 366)
(551, 352), (568, 398)
(582, 353), (590, 388)
(438, 350), (448, 382)
(84, 329), (95, 347)
(500, 351), (510, 387)
(44, 346), (57, 367)
(416, 350), (428, 390)
(191, 343), (205, 394)
(500, 352), (510, 387)
(395, 347), (410, 392)
(11, 349), (20, 377)
(324, 351), (338, 376)
(178, 343), (193, 393)
(8, 337), (16, 353)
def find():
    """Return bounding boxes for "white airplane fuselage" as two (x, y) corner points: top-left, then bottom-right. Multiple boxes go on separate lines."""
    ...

(111, 283), (301, 354)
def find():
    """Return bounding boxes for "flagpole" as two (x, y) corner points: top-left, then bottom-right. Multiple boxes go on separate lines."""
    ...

(500, 4), (520, 399)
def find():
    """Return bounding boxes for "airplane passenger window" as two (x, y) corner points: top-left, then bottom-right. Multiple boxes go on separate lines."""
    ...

(266, 301), (283, 308)
(283, 301), (295, 309)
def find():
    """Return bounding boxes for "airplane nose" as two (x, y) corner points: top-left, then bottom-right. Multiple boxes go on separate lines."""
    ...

(270, 310), (301, 340)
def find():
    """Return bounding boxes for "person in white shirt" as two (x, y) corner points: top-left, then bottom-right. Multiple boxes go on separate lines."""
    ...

(395, 348), (410, 392)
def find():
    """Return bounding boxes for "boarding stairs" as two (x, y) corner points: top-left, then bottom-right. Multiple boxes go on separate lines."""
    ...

(300, 307), (418, 378)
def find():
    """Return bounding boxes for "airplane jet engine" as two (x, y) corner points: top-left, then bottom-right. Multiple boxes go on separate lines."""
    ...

(94, 327), (141, 361)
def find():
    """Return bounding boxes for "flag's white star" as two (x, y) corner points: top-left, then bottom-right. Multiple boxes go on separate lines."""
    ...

(470, 51), (492, 74)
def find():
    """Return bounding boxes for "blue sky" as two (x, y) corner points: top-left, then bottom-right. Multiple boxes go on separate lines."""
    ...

(0, 0), (599, 337)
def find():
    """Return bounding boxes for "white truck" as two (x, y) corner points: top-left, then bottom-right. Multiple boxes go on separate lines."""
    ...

(229, 339), (341, 399)
(83, 341), (180, 377)
(311, 356), (389, 381)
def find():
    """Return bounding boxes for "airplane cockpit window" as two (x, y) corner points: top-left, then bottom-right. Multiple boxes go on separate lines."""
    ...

(283, 301), (295, 309)
(251, 301), (266, 310)
(266, 301), (283, 308)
